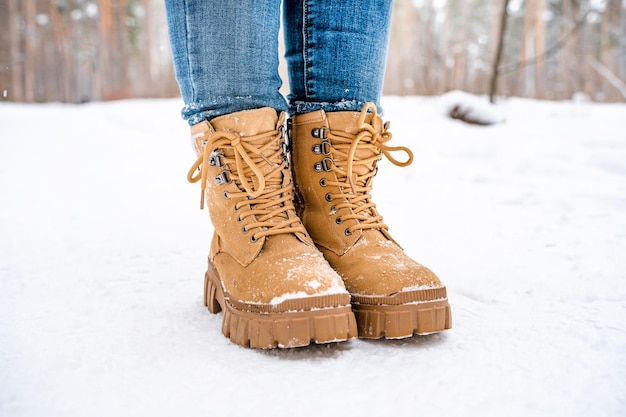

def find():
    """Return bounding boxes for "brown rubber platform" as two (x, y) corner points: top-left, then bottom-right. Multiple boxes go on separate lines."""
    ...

(351, 288), (452, 339)
(204, 262), (358, 349)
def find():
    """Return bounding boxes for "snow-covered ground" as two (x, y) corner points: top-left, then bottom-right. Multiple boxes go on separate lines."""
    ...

(1, 96), (625, 417)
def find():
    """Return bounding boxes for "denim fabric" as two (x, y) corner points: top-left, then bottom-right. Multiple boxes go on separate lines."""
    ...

(283, 0), (393, 115)
(165, 0), (287, 125)
(165, 0), (393, 125)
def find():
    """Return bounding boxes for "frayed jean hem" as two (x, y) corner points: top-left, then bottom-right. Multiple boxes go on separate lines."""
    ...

(182, 95), (288, 126)
(289, 99), (383, 116)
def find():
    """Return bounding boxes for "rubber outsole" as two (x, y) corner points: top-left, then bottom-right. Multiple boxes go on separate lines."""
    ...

(204, 262), (358, 349)
(351, 289), (452, 339)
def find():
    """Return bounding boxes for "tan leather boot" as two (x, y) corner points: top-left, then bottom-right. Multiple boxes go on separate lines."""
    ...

(187, 107), (357, 348)
(289, 103), (452, 339)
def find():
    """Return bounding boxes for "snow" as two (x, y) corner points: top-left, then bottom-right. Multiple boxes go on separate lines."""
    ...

(1, 95), (625, 417)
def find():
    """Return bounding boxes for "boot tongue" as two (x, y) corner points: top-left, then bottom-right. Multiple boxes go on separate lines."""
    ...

(326, 111), (371, 135)
(210, 107), (283, 191)
(210, 107), (278, 136)
(326, 111), (382, 180)
(212, 108), (290, 226)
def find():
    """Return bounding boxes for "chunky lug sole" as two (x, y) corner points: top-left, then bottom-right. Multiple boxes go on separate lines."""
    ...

(351, 287), (452, 339)
(204, 262), (358, 349)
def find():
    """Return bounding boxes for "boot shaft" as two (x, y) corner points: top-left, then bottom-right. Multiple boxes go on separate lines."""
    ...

(289, 110), (360, 255)
(289, 104), (413, 255)
(188, 107), (308, 266)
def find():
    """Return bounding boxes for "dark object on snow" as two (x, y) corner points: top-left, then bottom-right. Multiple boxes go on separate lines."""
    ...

(449, 105), (495, 126)
(442, 91), (504, 126)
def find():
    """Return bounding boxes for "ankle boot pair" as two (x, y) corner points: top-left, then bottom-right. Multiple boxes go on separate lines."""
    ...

(187, 104), (451, 348)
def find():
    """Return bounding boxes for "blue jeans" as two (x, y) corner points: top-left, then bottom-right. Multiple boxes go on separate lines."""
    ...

(165, 0), (393, 125)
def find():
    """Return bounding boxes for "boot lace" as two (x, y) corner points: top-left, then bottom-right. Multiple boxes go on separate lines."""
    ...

(187, 114), (307, 242)
(324, 102), (414, 235)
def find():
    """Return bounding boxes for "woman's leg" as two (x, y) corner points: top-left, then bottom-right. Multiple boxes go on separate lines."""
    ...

(164, 0), (358, 349)
(165, 0), (288, 125)
(283, 0), (393, 115)
(285, 0), (453, 339)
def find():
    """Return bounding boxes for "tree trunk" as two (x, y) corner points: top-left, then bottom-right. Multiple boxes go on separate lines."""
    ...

(489, 0), (511, 103)
(6, 0), (23, 101)
(535, 0), (546, 99)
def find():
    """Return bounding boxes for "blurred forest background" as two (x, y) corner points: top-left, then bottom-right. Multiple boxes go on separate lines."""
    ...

(1, 0), (625, 103)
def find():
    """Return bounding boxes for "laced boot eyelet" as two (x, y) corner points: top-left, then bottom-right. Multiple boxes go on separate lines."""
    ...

(223, 191), (230, 199)
(344, 228), (353, 236)
(242, 226), (248, 234)
(311, 127), (328, 139)
(250, 235), (258, 243)
(319, 178), (327, 187)
(336, 216), (342, 224)
(325, 193), (332, 202)
(214, 170), (231, 185)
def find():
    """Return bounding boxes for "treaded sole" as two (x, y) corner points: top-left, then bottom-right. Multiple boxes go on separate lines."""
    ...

(204, 263), (358, 349)
(352, 298), (452, 339)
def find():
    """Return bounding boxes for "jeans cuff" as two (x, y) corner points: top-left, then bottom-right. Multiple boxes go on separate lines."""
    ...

(182, 96), (288, 126)
(289, 100), (382, 116)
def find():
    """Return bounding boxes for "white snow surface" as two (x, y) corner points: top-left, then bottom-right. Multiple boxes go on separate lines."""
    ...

(1, 96), (625, 417)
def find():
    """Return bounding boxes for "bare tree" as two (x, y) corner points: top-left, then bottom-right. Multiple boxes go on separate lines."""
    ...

(489, 0), (511, 103)
(535, 0), (546, 98)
